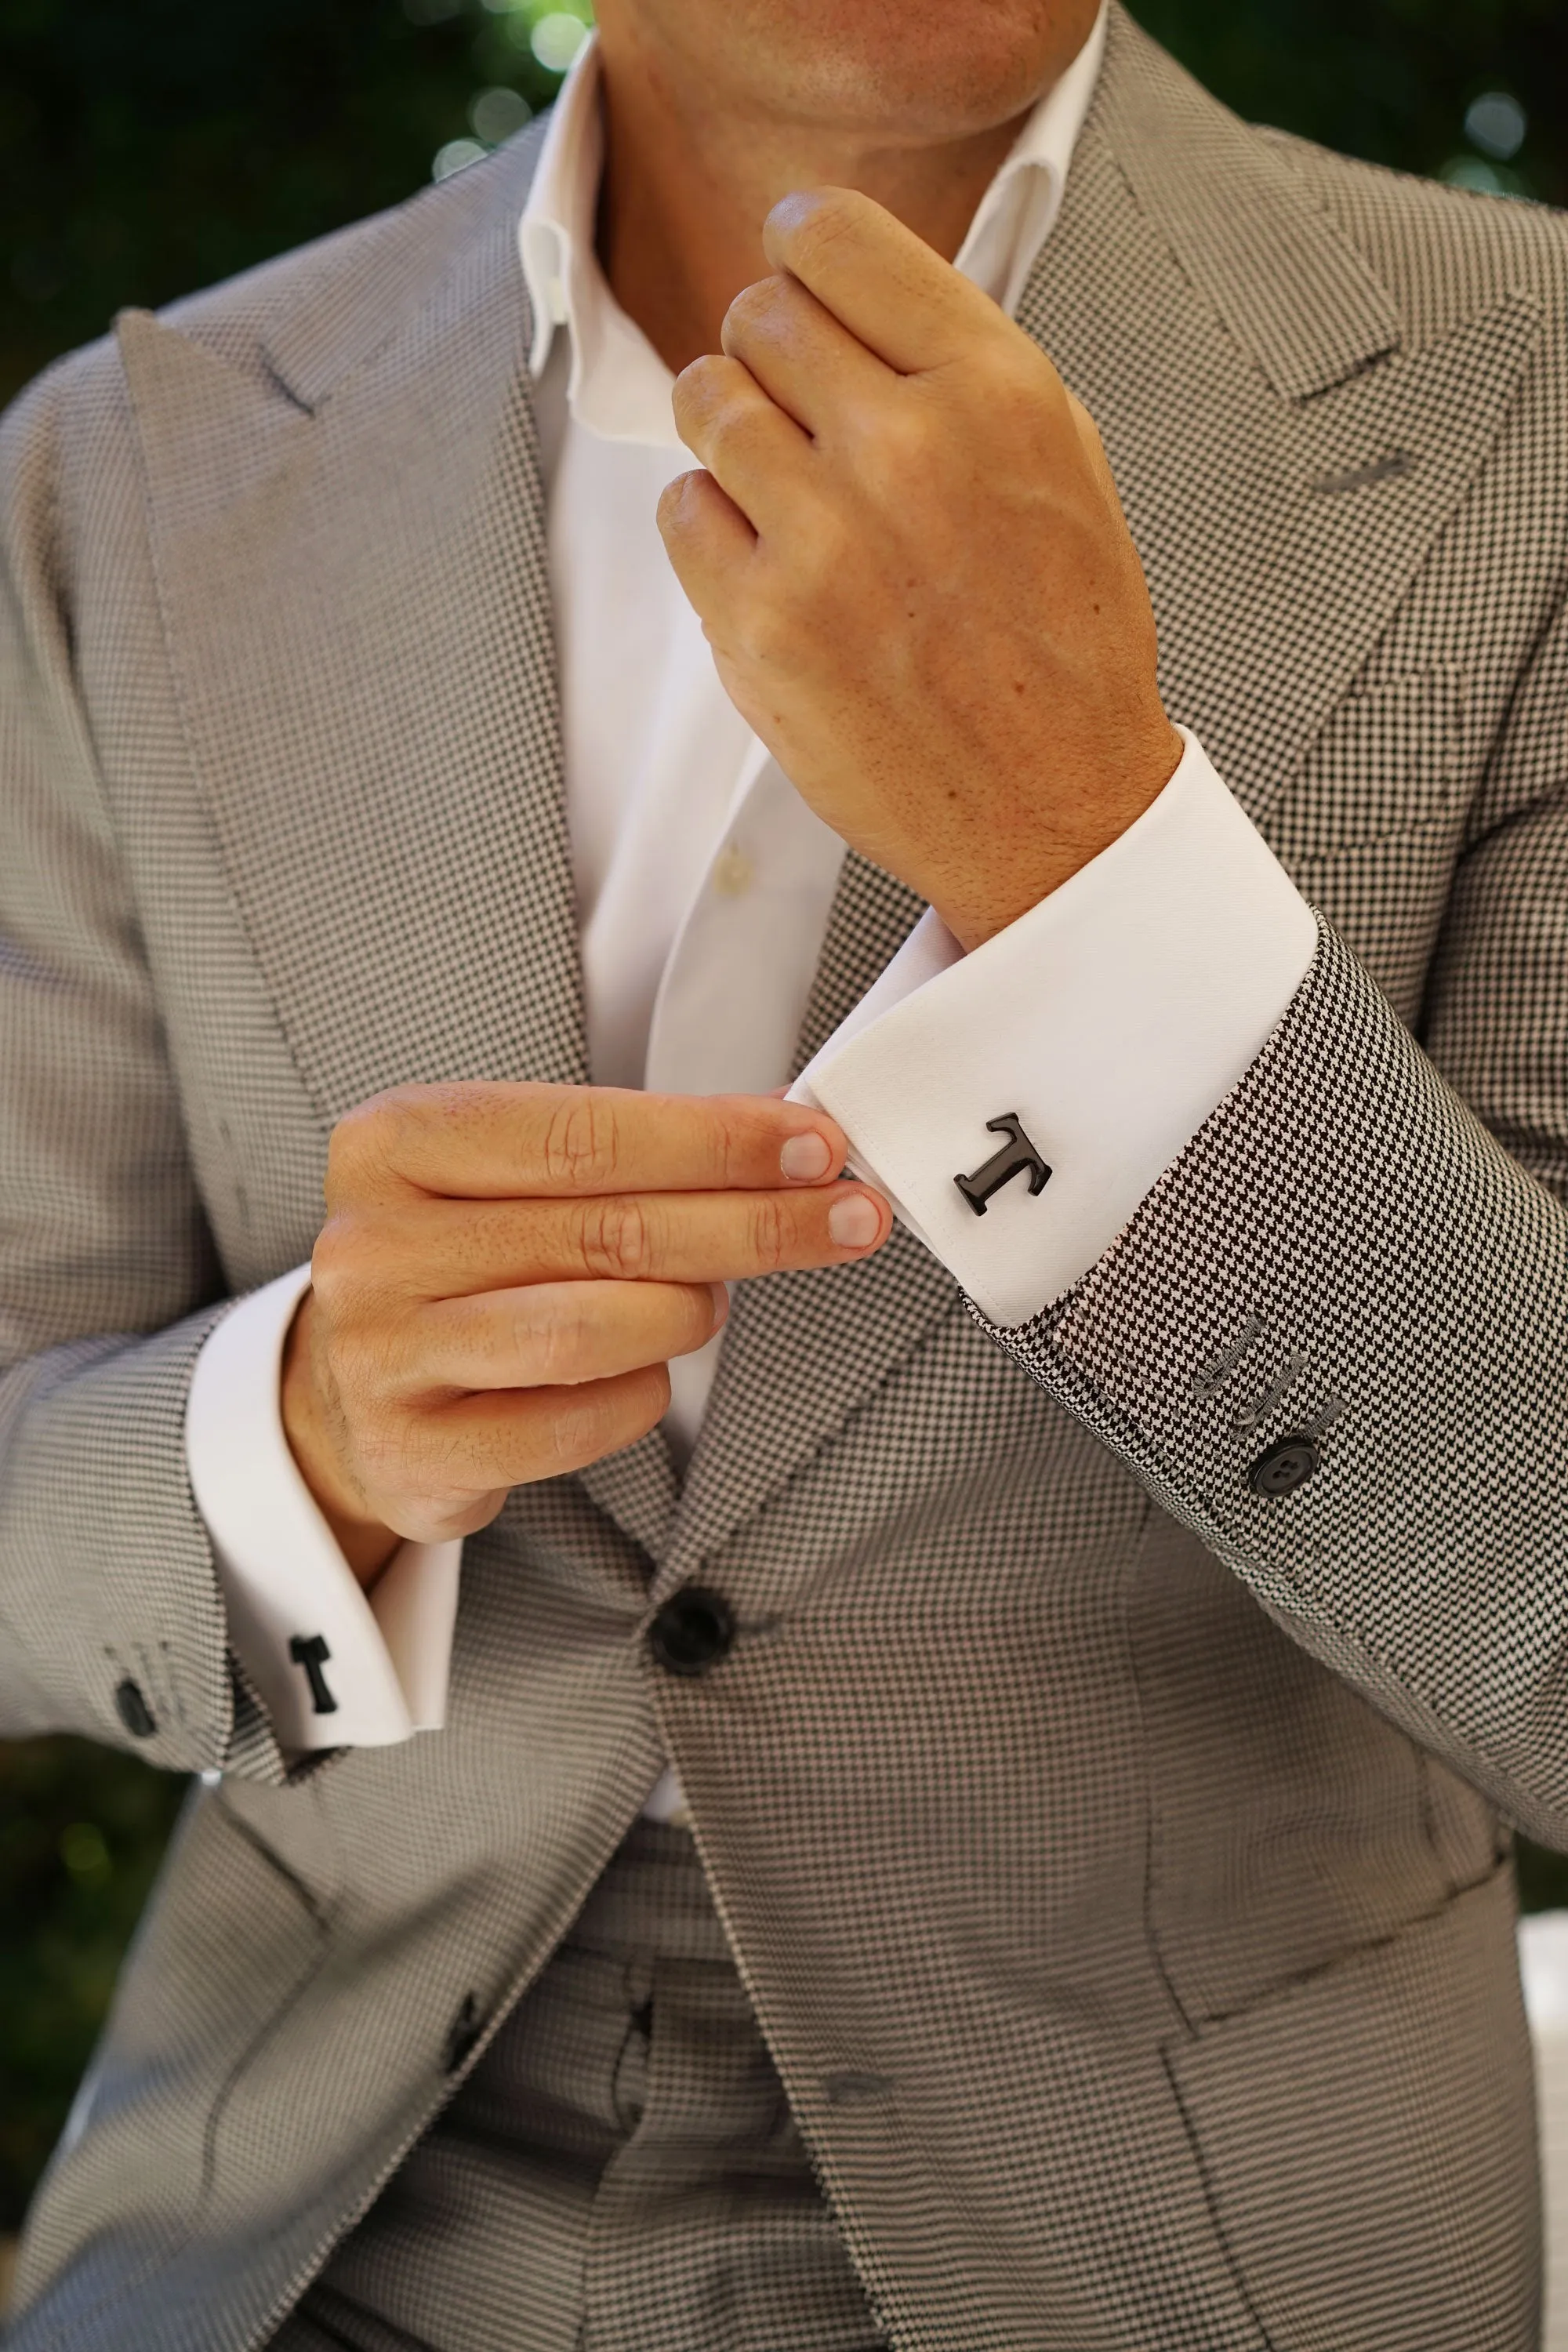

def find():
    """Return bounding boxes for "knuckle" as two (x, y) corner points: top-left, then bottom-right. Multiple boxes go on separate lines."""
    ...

(579, 1193), (654, 1280)
(747, 1193), (790, 1273)
(325, 1097), (389, 1200)
(710, 1106), (753, 1189)
(326, 1083), (441, 1206)
(787, 185), (862, 263)
(671, 354), (730, 436)
(637, 1361), (673, 1428)
(795, 506), (852, 597)
(858, 403), (928, 492)
(690, 1283), (724, 1345)
(334, 1299), (403, 1403)
(353, 1412), (414, 1494)
(723, 275), (787, 347)
(308, 1214), (359, 1308)
(543, 1388), (609, 1474)
(540, 1092), (622, 1191)
(517, 1286), (589, 1382)
(655, 474), (688, 537)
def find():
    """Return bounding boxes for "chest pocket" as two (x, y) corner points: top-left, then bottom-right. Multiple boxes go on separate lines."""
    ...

(1261, 666), (1470, 1025)
(1264, 664), (1468, 862)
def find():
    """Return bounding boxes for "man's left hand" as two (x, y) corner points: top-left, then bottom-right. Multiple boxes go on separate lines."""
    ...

(658, 187), (1185, 951)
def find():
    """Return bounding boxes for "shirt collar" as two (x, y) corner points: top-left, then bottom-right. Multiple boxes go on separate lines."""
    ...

(951, 2), (1107, 312)
(519, 4), (1107, 439)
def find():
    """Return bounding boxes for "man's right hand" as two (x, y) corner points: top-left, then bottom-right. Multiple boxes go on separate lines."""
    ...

(281, 1083), (890, 1585)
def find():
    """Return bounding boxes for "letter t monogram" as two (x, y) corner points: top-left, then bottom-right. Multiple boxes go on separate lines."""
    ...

(953, 1113), (1052, 1216)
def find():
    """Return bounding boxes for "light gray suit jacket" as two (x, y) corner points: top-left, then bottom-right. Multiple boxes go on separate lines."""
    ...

(3, 9), (1567, 2347)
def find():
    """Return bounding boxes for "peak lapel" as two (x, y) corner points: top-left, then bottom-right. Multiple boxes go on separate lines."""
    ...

(122, 150), (586, 1128)
(1029, 5), (1542, 826)
(125, 151), (683, 1561)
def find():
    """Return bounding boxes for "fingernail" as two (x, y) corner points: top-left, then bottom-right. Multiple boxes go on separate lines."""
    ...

(709, 1281), (731, 1329)
(780, 1131), (834, 1182)
(828, 1195), (882, 1250)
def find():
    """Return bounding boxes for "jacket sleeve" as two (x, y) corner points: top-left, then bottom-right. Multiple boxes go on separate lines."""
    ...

(0, 354), (286, 1784)
(977, 589), (1568, 1849)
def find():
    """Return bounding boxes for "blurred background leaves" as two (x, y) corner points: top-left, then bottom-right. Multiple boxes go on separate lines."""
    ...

(0, 1742), (185, 2233)
(2, 0), (1565, 408)
(2, 0), (1567, 2241)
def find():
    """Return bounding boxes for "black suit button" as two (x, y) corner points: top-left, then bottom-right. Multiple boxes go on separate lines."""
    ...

(114, 1677), (157, 1738)
(648, 1588), (735, 1678)
(1248, 1435), (1321, 1497)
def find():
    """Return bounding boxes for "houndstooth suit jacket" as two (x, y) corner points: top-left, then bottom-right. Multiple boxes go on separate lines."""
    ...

(3, 8), (1568, 2347)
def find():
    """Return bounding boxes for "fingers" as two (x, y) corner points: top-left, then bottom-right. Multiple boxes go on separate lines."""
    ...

(670, 352), (813, 533)
(656, 464), (757, 625)
(1064, 387), (1127, 520)
(414, 1279), (728, 1392)
(761, 186), (1000, 376)
(718, 272), (891, 442)
(425, 1364), (677, 1490)
(328, 1082), (850, 1206)
(367, 1178), (891, 1299)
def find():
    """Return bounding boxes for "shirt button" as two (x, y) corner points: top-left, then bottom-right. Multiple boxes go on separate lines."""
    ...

(114, 1677), (157, 1738)
(648, 1588), (735, 1678)
(1247, 1435), (1322, 1497)
(711, 844), (755, 898)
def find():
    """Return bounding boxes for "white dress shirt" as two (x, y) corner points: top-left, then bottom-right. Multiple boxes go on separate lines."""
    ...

(185, 6), (1316, 1802)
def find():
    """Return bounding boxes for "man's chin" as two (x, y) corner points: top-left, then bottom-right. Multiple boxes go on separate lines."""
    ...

(639, 0), (1095, 149)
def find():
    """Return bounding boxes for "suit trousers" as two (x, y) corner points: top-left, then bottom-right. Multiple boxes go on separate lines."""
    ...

(267, 1820), (887, 2352)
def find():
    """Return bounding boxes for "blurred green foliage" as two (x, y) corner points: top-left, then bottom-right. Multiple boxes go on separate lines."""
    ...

(2, 0), (1565, 406)
(0, 1740), (185, 2227)
(0, 0), (586, 408)
(2, 0), (1567, 2240)
(1136, 0), (1563, 207)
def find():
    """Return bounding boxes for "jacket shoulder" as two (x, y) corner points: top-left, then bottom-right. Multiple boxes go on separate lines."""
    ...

(158, 118), (546, 391)
(7, 116), (546, 441)
(1259, 128), (1568, 350)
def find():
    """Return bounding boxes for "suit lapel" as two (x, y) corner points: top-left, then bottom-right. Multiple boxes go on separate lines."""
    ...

(122, 138), (585, 1127)
(122, 30), (1543, 1585)
(659, 852), (956, 1588)
(1026, 5), (1542, 826)
(124, 138), (681, 1560)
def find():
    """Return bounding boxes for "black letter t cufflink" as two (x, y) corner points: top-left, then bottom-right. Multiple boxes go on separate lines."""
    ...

(954, 1113), (1051, 1216)
(289, 1632), (339, 1715)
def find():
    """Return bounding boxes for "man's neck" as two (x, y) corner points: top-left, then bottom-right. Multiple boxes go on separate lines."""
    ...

(592, 30), (1031, 377)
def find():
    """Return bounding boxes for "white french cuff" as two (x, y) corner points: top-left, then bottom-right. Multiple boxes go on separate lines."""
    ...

(789, 730), (1319, 1329)
(186, 1263), (461, 1751)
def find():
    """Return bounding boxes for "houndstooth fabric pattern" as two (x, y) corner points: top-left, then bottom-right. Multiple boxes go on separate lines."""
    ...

(268, 1819), (888, 2352)
(2, 3), (1566, 2345)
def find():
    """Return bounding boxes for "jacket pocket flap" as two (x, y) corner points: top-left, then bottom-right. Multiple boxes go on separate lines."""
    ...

(1166, 1866), (1537, 2352)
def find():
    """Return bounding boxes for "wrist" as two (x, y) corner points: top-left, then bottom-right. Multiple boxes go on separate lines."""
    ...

(281, 1291), (401, 1589)
(935, 720), (1185, 951)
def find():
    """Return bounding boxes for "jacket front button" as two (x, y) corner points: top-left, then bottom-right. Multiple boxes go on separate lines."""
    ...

(114, 1677), (157, 1738)
(1247, 1434), (1322, 1497)
(648, 1588), (735, 1678)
